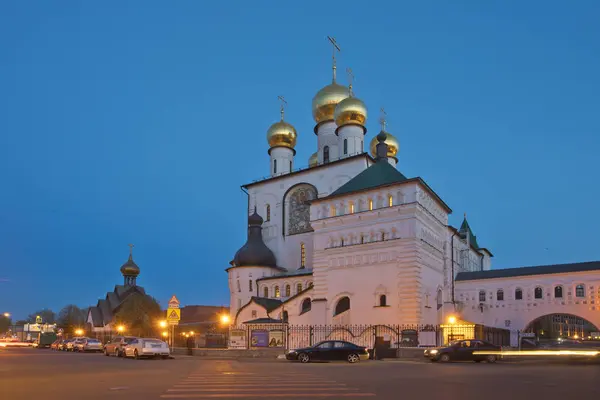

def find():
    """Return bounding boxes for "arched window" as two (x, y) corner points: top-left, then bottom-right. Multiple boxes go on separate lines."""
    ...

(515, 288), (523, 300)
(554, 285), (563, 298)
(343, 138), (348, 155)
(273, 159), (277, 174)
(478, 290), (486, 302)
(274, 286), (280, 298)
(349, 202), (355, 214)
(282, 311), (288, 322)
(297, 283), (303, 294)
(534, 287), (543, 299)
(249, 280), (253, 291)
(381, 232), (386, 241)
(300, 243), (306, 268)
(301, 298), (311, 314)
(330, 205), (336, 217)
(334, 296), (350, 315)
(368, 198), (373, 211)
(265, 204), (271, 222)
(360, 140), (363, 152)
(497, 289), (504, 301)
(323, 146), (330, 163)
(360, 234), (364, 244)
(289, 160), (292, 172)
(388, 194), (393, 207)
(379, 295), (387, 307)
(576, 284), (585, 298)
(285, 284), (291, 297)
(436, 289), (443, 310)
(237, 280), (241, 293)
(340, 237), (344, 246)
(263, 287), (269, 298)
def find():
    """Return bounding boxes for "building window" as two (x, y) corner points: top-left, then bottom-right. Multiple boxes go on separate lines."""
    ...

(534, 287), (543, 299)
(340, 237), (344, 246)
(251, 310), (257, 318)
(330, 205), (336, 217)
(360, 234), (364, 244)
(381, 232), (385, 241)
(297, 283), (303, 293)
(301, 298), (311, 314)
(323, 146), (330, 163)
(576, 284), (585, 298)
(368, 198), (373, 211)
(437, 289), (443, 310)
(263, 287), (269, 298)
(334, 296), (350, 316)
(479, 290), (486, 302)
(343, 139), (348, 155)
(497, 289), (504, 301)
(379, 295), (387, 306)
(274, 286), (280, 298)
(360, 140), (363, 151)
(249, 280), (253, 291)
(388, 195), (393, 207)
(265, 204), (270, 222)
(349, 202), (354, 214)
(554, 285), (563, 298)
(237, 280), (241, 293)
(285, 284), (291, 297)
(289, 160), (292, 171)
(515, 288), (523, 300)
(273, 159), (277, 174)
(282, 311), (288, 322)
(300, 243), (306, 268)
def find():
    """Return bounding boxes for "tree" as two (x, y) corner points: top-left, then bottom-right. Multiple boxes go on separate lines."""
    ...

(57, 305), (86, 333)
(113, 294), (162, 337)
(0, 315), (12, 334)
(27, 309), (56, 324)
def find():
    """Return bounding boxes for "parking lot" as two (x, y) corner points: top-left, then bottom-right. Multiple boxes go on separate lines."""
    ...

(1, 347), (600, 399)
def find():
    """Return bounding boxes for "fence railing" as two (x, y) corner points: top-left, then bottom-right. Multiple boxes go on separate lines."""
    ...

(227, 323), (511, 350)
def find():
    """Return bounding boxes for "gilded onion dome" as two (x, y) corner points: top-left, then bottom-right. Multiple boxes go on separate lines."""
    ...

(308, 152), (318, 167)
(334, 96), (367, 132)
(369, 131), (399, 160)
(266, 120), (297, 150)
(312, 82), (349, 125)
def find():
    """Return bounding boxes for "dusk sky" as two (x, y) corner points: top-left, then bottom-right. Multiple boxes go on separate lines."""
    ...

(1, 1), (598, 320)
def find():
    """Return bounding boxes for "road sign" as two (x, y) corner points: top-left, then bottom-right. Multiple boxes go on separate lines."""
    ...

(168, 295), (180, 309)
(35, 315), (42, 324)
(167, 308), (180, 325)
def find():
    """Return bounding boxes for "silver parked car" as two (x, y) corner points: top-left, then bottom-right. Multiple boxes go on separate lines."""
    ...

(124, 338), (170, 359)
(75, 338), (103, 353)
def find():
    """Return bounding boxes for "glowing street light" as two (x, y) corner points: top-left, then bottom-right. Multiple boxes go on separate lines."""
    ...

(159, 320), (167, 328)
(2, 312), (10, 318)
(447, 315), (457, 325)
(189, 331), (195, 336)
(220, 314), (231, 325)
(161, 331), (168, 338)
(75, 329), (84, 336)
(117, 325), (125, 333)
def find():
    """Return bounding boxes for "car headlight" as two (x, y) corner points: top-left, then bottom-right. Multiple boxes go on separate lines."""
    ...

(287, 349), (297, 354)
(430, 349), (438, 354)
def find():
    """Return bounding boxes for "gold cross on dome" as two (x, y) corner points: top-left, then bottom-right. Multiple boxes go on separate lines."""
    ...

(379, 107), (387, 131)
(346, 68), (354, 96)
(128, 243), (134, 256)
(277, 95), (287, 120)
(327, 36), (341, 82)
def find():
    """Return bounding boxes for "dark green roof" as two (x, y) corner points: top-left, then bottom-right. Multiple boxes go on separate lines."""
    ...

(256, 270), (313, 282)
(330, 161), (408, 197)
(251, 297), (282, 312)
(244, 318), (283, 324)
(455, 261), (600, 281)
(459, 217), (480, 249)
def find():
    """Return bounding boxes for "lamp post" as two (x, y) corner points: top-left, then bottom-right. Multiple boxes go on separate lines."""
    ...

(447, 315), (457, 344)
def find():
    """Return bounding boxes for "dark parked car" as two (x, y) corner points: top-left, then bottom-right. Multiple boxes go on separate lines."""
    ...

(286, 340), (370, 363)
(424, 340), (501, 363)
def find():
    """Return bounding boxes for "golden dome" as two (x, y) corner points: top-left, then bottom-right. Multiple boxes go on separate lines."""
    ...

(369, 131), (399, 159)
(267, 120), (297, 149)
(308, 152), (318, 167)
(334, 96), (367, 129)
(312, 82), (349, 124)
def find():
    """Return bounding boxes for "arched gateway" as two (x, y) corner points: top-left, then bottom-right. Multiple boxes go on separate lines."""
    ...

(523, 313), (599, 340)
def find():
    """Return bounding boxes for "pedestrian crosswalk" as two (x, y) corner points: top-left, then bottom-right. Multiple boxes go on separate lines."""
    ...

(160, 368), (376, 398)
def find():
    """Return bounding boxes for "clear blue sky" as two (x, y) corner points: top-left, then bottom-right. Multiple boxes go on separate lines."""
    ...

(1, 1), (598, 320)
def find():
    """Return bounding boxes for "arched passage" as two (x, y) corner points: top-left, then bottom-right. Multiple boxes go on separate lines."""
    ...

(523, 313), (600, 340)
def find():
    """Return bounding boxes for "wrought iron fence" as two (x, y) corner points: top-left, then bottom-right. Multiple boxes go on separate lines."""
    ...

(227, 323), (511, 350)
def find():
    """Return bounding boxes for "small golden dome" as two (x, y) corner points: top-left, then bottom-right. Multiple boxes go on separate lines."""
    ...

(312, 82), (349, 124)
(369, 131), (399, 159)
(267, 120), (297, 149)
(308, 152), (318, 167)
(334, 96), (367, 129)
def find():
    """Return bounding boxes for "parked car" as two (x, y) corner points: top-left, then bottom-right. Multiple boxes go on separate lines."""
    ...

(59, 339), (74, 351)
(104, 336), (137, 357)
(67, 337), (87, 352)
(123, 338), (170, 359)
(50, 340), (61, 350)
(75, 338), (103, 353)
(285, 340), (370, 363)
(424, 340), (501, 363)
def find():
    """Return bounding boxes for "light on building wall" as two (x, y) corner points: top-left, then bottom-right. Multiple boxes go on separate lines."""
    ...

(448, 316), (457, 324)
(75, 329), (84, 336)
(117, 325), (125, 333)
(220, 314), (231, 325)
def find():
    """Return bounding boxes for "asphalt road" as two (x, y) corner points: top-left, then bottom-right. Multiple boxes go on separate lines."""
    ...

(1, 347), (600, 399)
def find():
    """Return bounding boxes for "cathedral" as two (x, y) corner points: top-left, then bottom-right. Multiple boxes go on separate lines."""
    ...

(226, 41), (491, 329)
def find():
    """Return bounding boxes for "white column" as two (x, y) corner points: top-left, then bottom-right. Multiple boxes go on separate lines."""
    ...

(316, 121), (339, 163)
(269, 147), (295, 177)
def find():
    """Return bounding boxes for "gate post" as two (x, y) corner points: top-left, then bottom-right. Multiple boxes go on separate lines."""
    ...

(309, 326), (314, 346)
